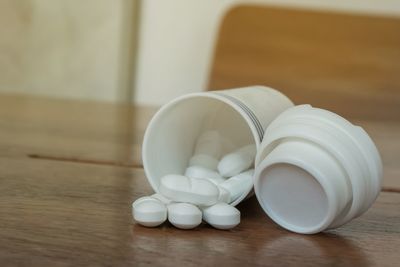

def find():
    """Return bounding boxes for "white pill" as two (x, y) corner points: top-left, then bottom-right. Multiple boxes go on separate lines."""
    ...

(185, 166), (225, 185)
(189, 154), (219, 170)
(219, 169), (254, 203)
(218, 144), (256, 177)
(194, 130), (222, 159)
(202, 203), (240, 230)
(160, 174), (219, 206)
(132, 196), (167, 227)
(151, 193), (172, 205)
(218, 187), (231, 203)
(168, 203), (202, 229)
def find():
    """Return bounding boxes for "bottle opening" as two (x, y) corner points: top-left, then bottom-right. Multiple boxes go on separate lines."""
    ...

(142, 94), (260, 205)
(256, 163), (330, 234)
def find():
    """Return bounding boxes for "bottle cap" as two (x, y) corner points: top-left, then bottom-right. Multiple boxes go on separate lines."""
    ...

(253, 105), (382, 234)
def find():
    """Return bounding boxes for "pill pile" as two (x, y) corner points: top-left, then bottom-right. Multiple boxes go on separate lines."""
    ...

(132, 130), (256, 230)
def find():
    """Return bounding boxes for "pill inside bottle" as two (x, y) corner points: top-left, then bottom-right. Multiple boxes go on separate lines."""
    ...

(143, 95), (262, 206)
(142, 88), (294, 207)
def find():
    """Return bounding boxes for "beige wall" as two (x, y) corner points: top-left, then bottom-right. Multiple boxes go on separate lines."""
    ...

(1, 0), (399, 105)
(0, 0), (137, 102)
(135, 0), (400, 106)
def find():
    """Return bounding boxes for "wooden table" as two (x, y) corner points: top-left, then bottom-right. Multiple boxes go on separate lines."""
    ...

(0, 94), (399, 266)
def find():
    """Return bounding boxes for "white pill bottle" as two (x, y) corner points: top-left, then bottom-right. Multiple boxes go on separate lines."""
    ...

(142, 86), (293, 206)
(142, 86), (382, 234)
(253, 105), (382, 234)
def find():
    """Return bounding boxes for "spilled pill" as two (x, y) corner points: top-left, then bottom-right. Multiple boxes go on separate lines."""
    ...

(132, 196), (167, 227)
(132, 133), (256, 231)
(168, 203), (202, 229)
(160, 174), (219, 206)
(219, 169), (254, 203)
(218, 144), (256, 177)
(202, 202), (240, 230)
(151, 193), (172, 205)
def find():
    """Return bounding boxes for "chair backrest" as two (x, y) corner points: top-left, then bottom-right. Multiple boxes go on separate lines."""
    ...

(208, 5), (400, 120)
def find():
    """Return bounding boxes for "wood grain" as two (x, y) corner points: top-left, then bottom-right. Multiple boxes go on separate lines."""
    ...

(209, 5), (400, 120)
(0, 94), (397, 191)
(354, 119), (400, 191)
(0, 94), (156, 167)
(0, 156), (399, 266)
(2, 15), (400, 263)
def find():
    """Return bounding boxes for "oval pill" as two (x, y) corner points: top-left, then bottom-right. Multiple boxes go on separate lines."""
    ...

(168, 203), (202, 229)
(218, 144), (256, 177)
(185, 166), (225, 185)
(218, 187), (231, 203)
(159, 174), (219, 206)
(219, 169), (254, 203)
(202, 202), (240, 230)
(132, 196), (167, 227)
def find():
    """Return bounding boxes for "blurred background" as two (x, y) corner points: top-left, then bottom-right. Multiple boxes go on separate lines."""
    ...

(1, 0), (399, 120)
(1, 2), (400, 265)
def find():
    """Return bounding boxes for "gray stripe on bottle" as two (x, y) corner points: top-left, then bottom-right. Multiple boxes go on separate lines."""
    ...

(213, 92), (264, 142)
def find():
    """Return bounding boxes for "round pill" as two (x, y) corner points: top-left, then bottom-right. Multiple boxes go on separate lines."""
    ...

(218, 144), (256, 177)
(160, 174), (219, 206)
(202, 202), (240, 230)
(132, 196), (167, 227)
(168, 203), (202, 229)
(151, 193), (172, 205)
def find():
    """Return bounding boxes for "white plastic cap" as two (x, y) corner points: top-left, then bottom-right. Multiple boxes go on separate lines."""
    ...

(253, 105), (382, 234)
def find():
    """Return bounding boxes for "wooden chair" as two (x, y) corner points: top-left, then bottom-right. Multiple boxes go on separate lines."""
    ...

(208, 5), (400, 120)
